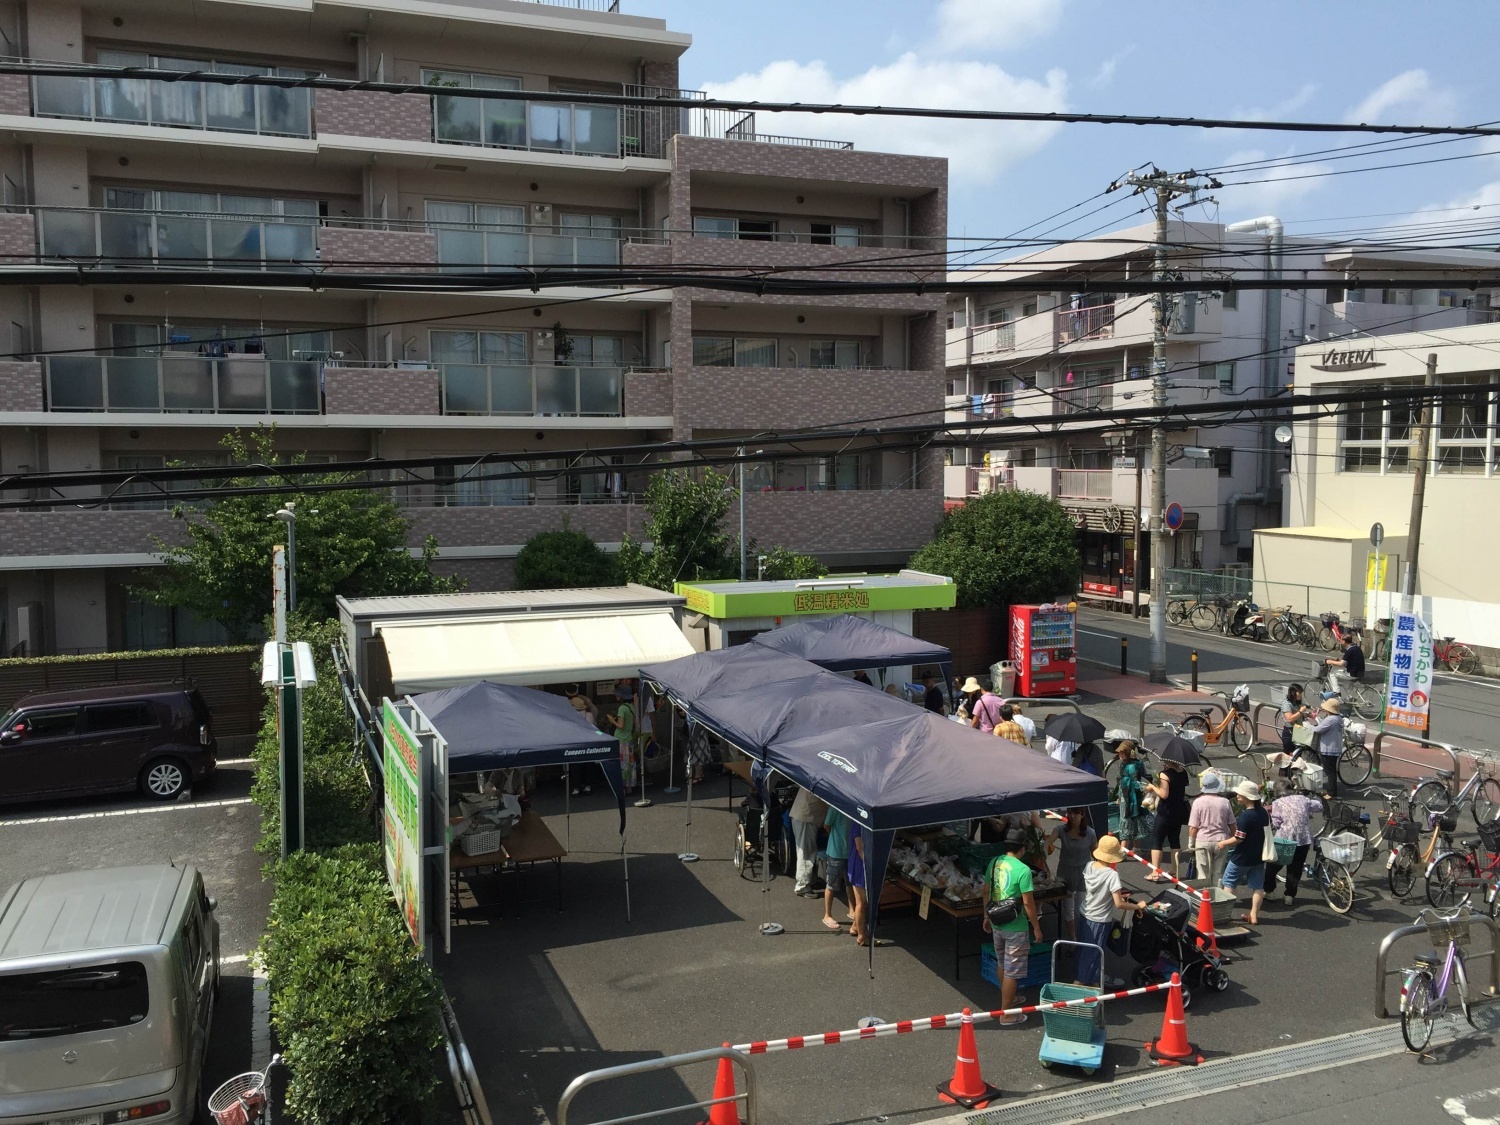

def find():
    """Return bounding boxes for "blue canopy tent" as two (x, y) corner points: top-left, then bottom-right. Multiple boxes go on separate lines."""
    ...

(411, 681), (634, 916)
(750, 614), (954, 704)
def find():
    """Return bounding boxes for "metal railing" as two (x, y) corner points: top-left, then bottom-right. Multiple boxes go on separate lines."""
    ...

(690, 106), (853, 150)
(438, 363), (622, 416)
(675, 226), (937, 250)
(431, 94), (641, 158)
(432, 226), (621, 268)
(1374, 910), (1499, 1018)
(971, 323), (1015, 352)
(396, 489), (637, 510)
(35, 206), (316, 268)
(1057, 468), (1113, 500)
(1370, 730), (1461, 786)
(43, 355), (320, 414)
(557, 1047), (757, 1125)
(33, 73), (311, 137)
(1055, 302), (1116, 344)
(1165, 568), (1253, 601)
(1138, 695), (1228, 738)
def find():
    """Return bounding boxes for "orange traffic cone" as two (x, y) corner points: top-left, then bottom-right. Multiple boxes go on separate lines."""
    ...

(1146, 974), (1203, 1066)
(1194, 891), (1221, 958)
(698, 1044), (741, 1125)
(936, 1008), (1001, 1109)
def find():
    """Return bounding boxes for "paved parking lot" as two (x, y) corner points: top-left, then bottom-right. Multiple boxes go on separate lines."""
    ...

(0, 758), (271, 1116)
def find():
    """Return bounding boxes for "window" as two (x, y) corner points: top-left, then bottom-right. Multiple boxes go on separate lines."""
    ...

(105, 187), (320, 219)
(1435, 374), (1492, 474)
(692, 215), (776, 241)
(423, 69), (524, 147)
(1382, 289), (1411, 306)
(0, 962), (149, 1040)
(810, 222), (860, 246)
(984, 307), (1012, 326)
(1021, 300), (1038, 317)
(1325, 287), (1345, 304)
(425, 201), (525, 230)
(1197, 361), (1234, 388)
(558, 213), (624, 238)
(1340, 397), (1384, 472)
(1212, 448), (1233, 476)
(430, 330), (528, 366)
(1221, 289), (1238, 310)
(433, 460), (530, 506)
(566, 335), (623, 367)
(84, 702), (156, 732)
(809, 339), (861, 368)
(690, 337), (776, 367)
(107, 322), (330, 361)
(22, 708), (79, 737)
(946, 310), (966, 330)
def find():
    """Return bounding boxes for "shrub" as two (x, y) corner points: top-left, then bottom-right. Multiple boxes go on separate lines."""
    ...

(514, 527), (619, 589)
(260, 845), (444, 1124)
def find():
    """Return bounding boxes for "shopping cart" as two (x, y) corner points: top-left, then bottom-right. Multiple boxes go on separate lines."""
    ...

(1037, 939), (1107, 1076)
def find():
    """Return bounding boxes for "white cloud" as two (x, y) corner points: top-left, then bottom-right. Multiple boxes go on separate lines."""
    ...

(1345, 69), (1457, 125)
(700, 54), (1068, 184)
(1217, 149), (1335, 215)
(1237, 83), (1318, 122)
(1088, 45), (1135, 90)
(931, 0), (1064, 54)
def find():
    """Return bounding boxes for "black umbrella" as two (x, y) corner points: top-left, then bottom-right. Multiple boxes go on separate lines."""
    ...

(1043, 712), (1106, 744)
(1143, 729), (1203, 766)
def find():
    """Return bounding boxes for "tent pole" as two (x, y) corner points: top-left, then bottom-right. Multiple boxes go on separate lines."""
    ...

(564, 766), (571, 851)
(663, 696), (680, 794)
(758, 768), (783, 936)
(678, 708), (697, 862)
(622, 833), (631, 922)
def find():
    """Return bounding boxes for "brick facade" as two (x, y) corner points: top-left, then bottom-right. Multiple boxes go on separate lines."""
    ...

(676, 365), (943, 432)
(317, 226), (437, 272)
(0, 510), (185, 557)
(0, 74), (29, 116)
(0, 212), (36, 266)
(0, 361), (43, 413)
(739, 489), (943, 554)
(314, 89), (431, 142)
(624, 368), (672, 417)
(433, 555), (516, 592)
(323, 367), (440, 416)
(407, 503), (645, 549)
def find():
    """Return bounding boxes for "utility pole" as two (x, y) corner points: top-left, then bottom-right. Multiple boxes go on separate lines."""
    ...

(1118, 166), (1220, 683)
(1401, 353), (1438, 612)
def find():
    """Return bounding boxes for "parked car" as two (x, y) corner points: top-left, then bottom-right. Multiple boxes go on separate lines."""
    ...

(0, 863), (220, 1124)
(0, 683), (217, 805)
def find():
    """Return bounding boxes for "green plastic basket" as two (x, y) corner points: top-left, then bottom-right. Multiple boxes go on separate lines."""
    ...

(1039, 981), (1103, 1042)
(1272, 837), (1299, 865)
(958, 842), (1008, 876)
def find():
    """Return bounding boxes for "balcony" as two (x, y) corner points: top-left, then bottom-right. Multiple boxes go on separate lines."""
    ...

(431, 225), (622, 269)
(1055, 302), (1116, 345)
(1056, 469), (1114, 500)
(44, 356), (319, 414)
(36, 207), (316, 269)
(438, 364), (623, 416)
(432, 94), (637, 157)
(32, 73), (311, 138)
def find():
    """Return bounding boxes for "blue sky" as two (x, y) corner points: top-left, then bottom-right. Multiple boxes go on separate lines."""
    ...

(646, 0), (1500, 258)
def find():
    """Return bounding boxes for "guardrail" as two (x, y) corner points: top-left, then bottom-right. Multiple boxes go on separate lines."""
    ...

(1374, 911), (1500, 1018)
(1001, 696), (1081, 715)
(1138, 695), (1228, 738)
(1371, 730), (1460, 785)
(557, 1046), (757, 1125)
(1250, 700), (1283, 744)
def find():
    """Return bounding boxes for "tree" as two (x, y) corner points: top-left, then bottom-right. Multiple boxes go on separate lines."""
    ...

(513, 527), (618, 589)
(618, 468), (738, 591)
(753, 545), (828, 581)
(140, 428), (462, 641)
(908, 490), (1081, 609)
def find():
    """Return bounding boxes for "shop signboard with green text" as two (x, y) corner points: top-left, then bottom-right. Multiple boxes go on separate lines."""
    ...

(382, 698), (426, 950)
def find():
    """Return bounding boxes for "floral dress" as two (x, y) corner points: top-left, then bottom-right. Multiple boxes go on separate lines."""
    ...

(1117, 759), (1151, 843)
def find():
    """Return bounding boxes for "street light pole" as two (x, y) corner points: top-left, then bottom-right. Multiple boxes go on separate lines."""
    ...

(1401, 353), (1438, 613)
(738, 445), (746, 582)
(275, 503), (297, 614)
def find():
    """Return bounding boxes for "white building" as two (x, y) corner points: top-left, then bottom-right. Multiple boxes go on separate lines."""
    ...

(1262, 320), (1500, 653)
(944, 221), (1498, 601)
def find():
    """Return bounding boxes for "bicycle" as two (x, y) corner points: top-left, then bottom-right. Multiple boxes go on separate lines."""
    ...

(1408, 749), (1500, 830)
(1178, 686), (1255, 753)
(1433, 636), (1483, 676)
(1306, 832), (1357, 914)
(1304, 663), (1385, 723)
(1424, 819), (1500, 910)
(1399, 907), (1479, 1053)
(1315, 611), (1364, 653)
(1318, 798), (1373, 872)
(1165, 596), (1196, 627)
(1386, 807), (1457, 899)
(1188, 594), (1230, 632)
(1267, 606), (1311, 647)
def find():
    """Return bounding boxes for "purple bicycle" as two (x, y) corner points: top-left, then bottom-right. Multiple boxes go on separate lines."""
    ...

(1400, 907), (1479, 1052)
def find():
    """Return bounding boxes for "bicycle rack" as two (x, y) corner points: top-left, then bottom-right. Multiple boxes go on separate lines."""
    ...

(1138, 695), (1228, 738)
(1002, 695), (1081, 718)
(1249, 700), (1283, 744)
(557, 1046), (758, 1125)
(1370, 732), (1461, 788)
(1374, 912), (1500, 1018)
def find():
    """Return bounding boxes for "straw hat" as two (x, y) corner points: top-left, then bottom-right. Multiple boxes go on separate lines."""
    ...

(1320, 696), (1342, 714)
(1233, 780), (1262, 802)
(961, 676), (984, 694)
(569, 696), (589, 712)
(1092, 835), (1128, 864)
(1199, 771), (1225, 795)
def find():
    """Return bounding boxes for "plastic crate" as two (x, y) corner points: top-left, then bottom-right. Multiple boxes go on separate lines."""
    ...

(1321, 831), (1365, 867)
(980, 941), (1052, 988)
(461, 828), (504, 857)
(1039, 981), (1103, 1042)
(958, 842), (1008, 876)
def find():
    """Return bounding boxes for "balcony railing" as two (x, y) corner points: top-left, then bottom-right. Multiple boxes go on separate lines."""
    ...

(972, 323), (1015, 353)
(432, 95), (630, 157)
(32, 74), (311, 137)
(1057, 469), (1114, 500)
(1055, 302), (1116, 344)
(36, 207), (316, 268)
(691, 107), (853, 150)
(438, 364), (623, 416)
(432, 226), (621, 269)
(44, 355), (319, 414)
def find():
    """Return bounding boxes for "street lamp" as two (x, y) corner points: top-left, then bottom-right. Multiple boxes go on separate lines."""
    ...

(273, 503), (297, 614)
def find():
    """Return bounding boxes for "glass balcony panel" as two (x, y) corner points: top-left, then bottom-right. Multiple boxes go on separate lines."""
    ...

(483, 99), (527, 147)
(488, 365), (534, 414)
(574, 236), (619, 265)
(578, 367), (622, 415)
(528, 104), (570, 151)
(95, 76), (152, 122)
(154, 216), (209, 265)
(443, 365), (490, 413)
(105, 357), (162, 411)
(263, 222), (315, 264)
(572, 105), (619, 156)
(47, 357), (105, 410)
(534, 365), (575, 414)
(151, 77), (203, 128)
(204, 78), (256, 132)
(269, 361), (320, 412)
(210, 218), (263, 262)
(161, 357), (216, 411)
(34, 75), (91, 118)
(216, 358), (269, 411)
(40, 210), (98, 258)
(483, 230), (529, 266)
(433, 94), (481, 143)
(259, 85), (310, 137)
(530, 233), (574, 266)
(99, 211), (154, 261)
(436, 228), (484, 273)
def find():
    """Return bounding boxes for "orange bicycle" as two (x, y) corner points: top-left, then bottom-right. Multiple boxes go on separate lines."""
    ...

(1178, 686), (1255, 752)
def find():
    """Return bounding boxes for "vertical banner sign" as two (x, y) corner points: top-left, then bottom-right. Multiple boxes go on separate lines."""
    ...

(1384, 612), (1434, 735)
(382, 699), (425, 950)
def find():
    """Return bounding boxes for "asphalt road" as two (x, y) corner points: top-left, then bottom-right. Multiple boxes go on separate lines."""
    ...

(1075, 607), (1500, 754)
(0, 759), (270, 1120)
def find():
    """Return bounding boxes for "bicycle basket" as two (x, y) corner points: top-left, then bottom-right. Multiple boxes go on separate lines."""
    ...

(1320, 832), (1365, 866)
(1480, 820), (1500, 856)
(1327, 801), (1363, 830)
(1425, 915), (1471, 947)
(1385, 818), (1418, 846)
(1320, 612), (1338, 626)
(208, 1073), (267, 1125)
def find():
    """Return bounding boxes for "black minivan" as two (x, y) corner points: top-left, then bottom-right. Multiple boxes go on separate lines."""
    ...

(0, 682), (217, 804)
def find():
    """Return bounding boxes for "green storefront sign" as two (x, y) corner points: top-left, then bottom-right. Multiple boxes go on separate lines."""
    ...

(675, 577), (956, 620)
(382, 699), (425, 950)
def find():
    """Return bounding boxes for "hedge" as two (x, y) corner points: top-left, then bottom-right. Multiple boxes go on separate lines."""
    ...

(0, 643), (257, 668)
(253, 617), (444, 1123)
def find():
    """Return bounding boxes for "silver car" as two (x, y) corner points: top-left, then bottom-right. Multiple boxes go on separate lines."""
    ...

(0, 864), (219, 1124)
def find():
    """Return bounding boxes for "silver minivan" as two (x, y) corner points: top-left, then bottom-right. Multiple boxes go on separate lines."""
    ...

(0, 864), (219, 1124)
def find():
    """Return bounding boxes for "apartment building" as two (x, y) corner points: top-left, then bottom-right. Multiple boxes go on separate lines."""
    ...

(943, 221), (1498, 598)
(0, 0), (947, 655)
(1260, 320), (1500, 650)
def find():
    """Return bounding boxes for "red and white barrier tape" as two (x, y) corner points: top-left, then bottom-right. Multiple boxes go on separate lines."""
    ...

(1122, 845), (1208, 902)
(731, 978), (1177, 1055)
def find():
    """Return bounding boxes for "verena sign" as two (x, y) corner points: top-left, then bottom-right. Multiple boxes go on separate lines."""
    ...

(1310, 346), (1383, 372)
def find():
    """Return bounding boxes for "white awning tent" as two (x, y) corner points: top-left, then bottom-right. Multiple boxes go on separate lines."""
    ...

(378, 609), (695, 693)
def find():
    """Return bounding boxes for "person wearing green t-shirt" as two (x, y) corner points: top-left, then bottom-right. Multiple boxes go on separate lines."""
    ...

(821, 807), (851, 932)
(983, 829), (1043, 1024)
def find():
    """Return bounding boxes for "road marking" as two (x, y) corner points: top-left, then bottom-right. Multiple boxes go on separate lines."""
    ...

(251, 964), (271, 1071)
(0, 796), (253, 826)
(218, 757), (254, 766)
(219, 953), (250, 967)
(1444, 1086), (1500, 1125)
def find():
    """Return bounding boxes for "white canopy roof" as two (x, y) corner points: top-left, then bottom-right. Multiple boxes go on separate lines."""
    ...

(377, 609), (695, 692)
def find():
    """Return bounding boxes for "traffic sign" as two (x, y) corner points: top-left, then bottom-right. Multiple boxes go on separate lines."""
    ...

(1370, 522), (1384, 549)
(1164, 503), (1184, 531)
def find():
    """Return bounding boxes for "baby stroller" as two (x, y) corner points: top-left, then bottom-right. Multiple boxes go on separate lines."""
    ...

(1128, 886), (1229, 1009)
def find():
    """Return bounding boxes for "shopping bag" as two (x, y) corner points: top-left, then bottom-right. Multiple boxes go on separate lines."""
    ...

(1106, 912), (1130, 955)
(1291, 724), (1316, 749)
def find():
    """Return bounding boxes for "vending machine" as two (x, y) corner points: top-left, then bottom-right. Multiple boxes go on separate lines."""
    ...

(1009, 603), (1078, 697)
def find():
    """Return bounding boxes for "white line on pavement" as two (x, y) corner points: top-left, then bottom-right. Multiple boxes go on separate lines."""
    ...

(0, 796), (253, 827)
(251, 966), (271, 1071)
(218, 757), (254, 766)
(219, 953), (250, 967)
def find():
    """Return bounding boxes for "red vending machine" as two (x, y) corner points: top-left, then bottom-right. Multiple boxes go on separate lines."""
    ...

(1009, 603), (1078, 697)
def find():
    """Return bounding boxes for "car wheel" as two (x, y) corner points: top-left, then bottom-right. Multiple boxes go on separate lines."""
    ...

(140, 757), (189, 800)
